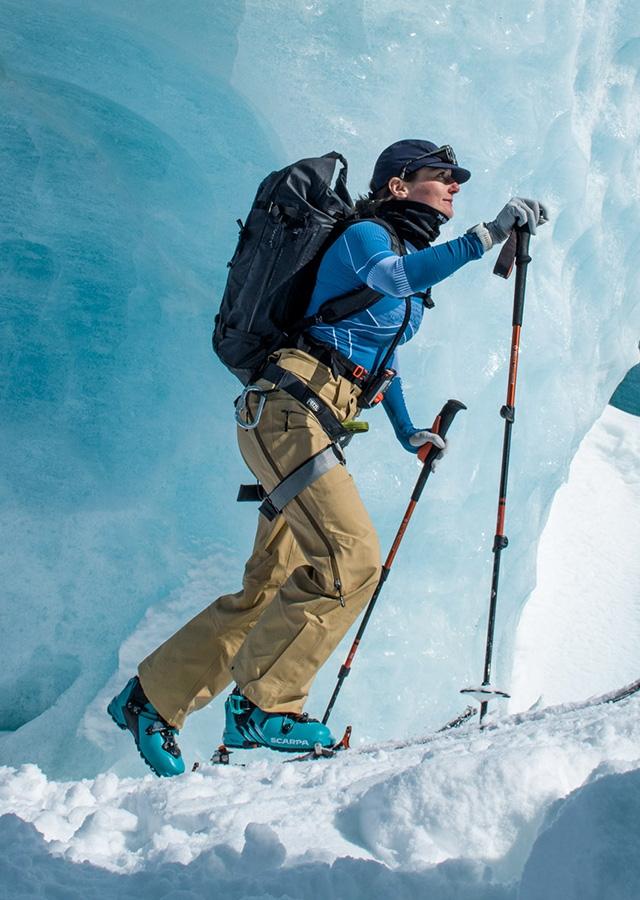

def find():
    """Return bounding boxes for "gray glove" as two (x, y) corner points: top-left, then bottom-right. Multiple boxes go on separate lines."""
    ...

(408, 429), (445, 449)
(408, 430), (447, 472)
(468, 197), (549, 250)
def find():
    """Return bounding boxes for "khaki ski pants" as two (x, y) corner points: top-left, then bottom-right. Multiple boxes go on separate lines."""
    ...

(138, 349), (381, 728)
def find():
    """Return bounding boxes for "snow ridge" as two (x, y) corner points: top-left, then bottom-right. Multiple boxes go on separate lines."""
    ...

(2, 691), (640, 898)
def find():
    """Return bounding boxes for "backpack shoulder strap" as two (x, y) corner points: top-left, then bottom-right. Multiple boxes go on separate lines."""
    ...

(299, 217), (405, 329)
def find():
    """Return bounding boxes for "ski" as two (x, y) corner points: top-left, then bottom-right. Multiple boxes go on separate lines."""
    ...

(566, 675), (640, 710)
(447, 675), (640, 739)
(192, 676), (640, 772)
(195, 702), (479, 771)
(436, 704), (478, 731)
(198, 703), (479, 770)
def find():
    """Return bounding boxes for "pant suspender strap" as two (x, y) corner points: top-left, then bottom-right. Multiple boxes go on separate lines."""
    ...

(260, 362), (349, 444)
(258, 444), (344, 522)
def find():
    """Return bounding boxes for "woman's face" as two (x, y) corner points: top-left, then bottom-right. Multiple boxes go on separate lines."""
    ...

(389, 167), (460, 219)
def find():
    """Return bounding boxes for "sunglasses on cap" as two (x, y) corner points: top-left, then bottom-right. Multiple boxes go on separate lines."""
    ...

(398, 145), (459, 180)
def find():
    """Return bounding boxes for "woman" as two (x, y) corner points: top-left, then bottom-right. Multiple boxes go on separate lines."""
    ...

(108, 139), (547, 776)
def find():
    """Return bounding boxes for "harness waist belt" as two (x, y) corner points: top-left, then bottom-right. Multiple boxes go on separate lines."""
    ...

(296, 336), (369, 388)
(260, 361), (349, 443)
(258, 444), (344, 521)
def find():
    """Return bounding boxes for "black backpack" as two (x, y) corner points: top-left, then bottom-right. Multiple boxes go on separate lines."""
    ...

(212, 152), (406, 385)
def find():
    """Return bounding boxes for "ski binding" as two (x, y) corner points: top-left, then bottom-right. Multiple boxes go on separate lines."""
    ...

(194, 726), (352, 769)
(285, 725), (352, 762)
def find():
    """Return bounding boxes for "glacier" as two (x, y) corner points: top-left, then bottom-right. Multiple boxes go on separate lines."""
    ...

(1, 0), (640, 812)
(510, 401), (640, 711)
(2, 0), (640, 896)
(1, 392), (639, 896)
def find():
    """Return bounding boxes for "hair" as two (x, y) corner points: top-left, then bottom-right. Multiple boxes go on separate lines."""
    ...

(353, 169), (421, 217)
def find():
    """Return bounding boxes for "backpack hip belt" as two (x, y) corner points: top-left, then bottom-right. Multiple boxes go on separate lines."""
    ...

(295, 334), (399, 410)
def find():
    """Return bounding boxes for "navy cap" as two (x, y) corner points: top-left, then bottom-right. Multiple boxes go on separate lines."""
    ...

(371, 139), (471, 193)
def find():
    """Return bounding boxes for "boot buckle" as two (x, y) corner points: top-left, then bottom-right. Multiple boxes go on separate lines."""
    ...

(228, 691), (254, 716)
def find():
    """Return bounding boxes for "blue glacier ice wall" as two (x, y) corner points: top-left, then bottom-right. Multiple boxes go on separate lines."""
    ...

(1, 0), (639, 777)
(611, 362), (640, 416)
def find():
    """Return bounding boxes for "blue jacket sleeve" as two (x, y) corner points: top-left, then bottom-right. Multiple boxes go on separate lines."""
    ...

(382, 373), (422, 453)
(403, 233), (484, 293)
(337, 221), (484, 298)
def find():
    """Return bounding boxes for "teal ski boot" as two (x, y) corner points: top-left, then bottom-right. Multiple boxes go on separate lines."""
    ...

(222, 687), (335, 753)
(108, 676), (185, 777)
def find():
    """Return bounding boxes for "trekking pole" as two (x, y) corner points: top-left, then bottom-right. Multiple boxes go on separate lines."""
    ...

(322, 398), (467, 726)
(461, 226), (532, 723)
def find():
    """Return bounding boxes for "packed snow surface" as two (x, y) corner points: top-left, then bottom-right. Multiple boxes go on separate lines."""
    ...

(2, 690), (640, 898)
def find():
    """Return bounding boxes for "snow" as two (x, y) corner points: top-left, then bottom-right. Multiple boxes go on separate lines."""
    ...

(2, 691), (640, 898)
(2, 0), (640, 896)
(510, 403), (640, 710)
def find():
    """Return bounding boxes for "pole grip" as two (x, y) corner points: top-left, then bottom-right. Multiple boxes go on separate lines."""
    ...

(413, 399), (467, 501)
(512, 228), (531, 327)
(433, 398), (468, 439)
(417, 398), (467, 465)
(493, 223), (533, 284)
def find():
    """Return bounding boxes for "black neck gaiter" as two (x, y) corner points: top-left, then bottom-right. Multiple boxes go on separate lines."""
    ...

(376, 199), (447, 249)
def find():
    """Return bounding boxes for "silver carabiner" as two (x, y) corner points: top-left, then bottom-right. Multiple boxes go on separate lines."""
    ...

(235, 384), (267, 430)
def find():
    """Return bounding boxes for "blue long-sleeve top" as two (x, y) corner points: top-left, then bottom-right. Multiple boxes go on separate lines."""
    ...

(305, 220), (484, 447)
